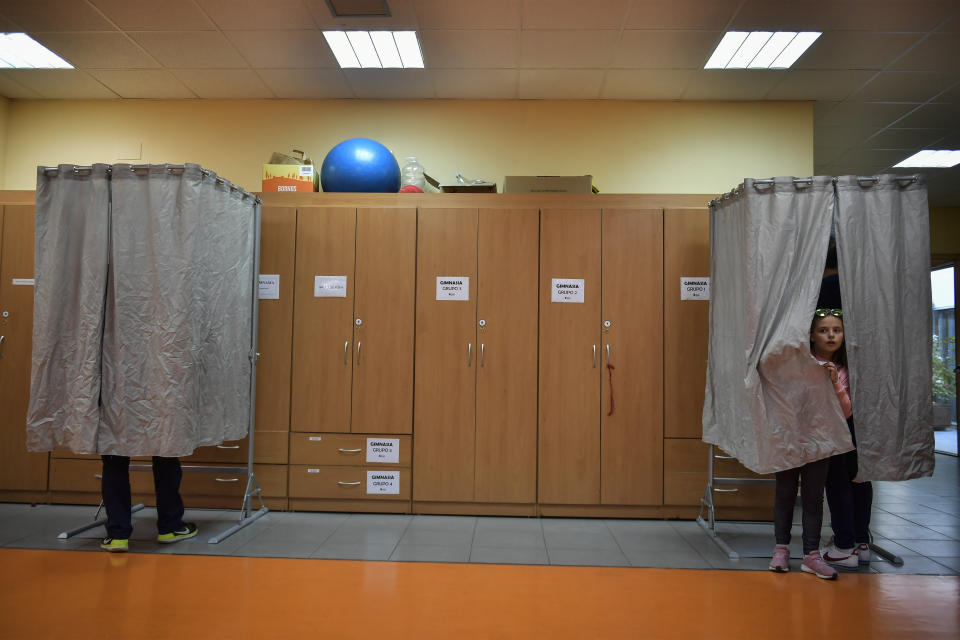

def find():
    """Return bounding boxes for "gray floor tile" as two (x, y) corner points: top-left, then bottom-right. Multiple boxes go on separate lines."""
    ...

(311, 542), (396, 561)
(871, 556), (958, 575)
(472, 529), (546, 549)
(324, 530), (403, 546)
(870, 537), (924, 558)
(612, 531), (697, 553)
(930, 556), (960, 572)
(390, 543), (470, 563)
(544, 530), (620, 551)
(474, 517), (542, 533)
(548, 547), (630, 567)
(926, 525), (960, 539)
(399, 528), (474, 546)
(892, 539), (960, 557)
(870, 523), (952, 540)
(625, 549), (712, 569)
(233, 538), (320, 558)
(339, 514), (411, 530)
(900, 512), (960, 526)
(541, 518), (610, 534)
(407, 515), (476, 532)
(470, 546), (549, 565)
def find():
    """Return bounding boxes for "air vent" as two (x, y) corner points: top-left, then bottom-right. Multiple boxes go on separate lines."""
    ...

(325, 0), (390, 17)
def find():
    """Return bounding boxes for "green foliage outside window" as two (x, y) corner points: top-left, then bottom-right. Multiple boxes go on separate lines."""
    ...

(933, 335), (956, 402)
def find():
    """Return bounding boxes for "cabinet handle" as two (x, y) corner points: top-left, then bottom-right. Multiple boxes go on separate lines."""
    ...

(344, 341), (349, 365)
(94, 473), (103, 480)
(215, 477), (240, 482)
(0, 334), (4, 357)
(337, 481), (362, 486)
(338, 448), (363, 453)
(606, 344), (611, 365)
(714, 454), (735, 460)
(216, 444), (240, 449)
(713, 487), (739, 493)
(592, 344), (597, 368)
(480, 343), (485, 367)
(356, 341), (362, 366)
(467, 342), (472, 367)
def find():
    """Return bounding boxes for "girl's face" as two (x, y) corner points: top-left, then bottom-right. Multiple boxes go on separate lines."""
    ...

(811, 316), (844, 359)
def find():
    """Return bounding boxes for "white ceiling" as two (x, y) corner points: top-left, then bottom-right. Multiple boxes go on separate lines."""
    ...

(0, 0), (958, 205)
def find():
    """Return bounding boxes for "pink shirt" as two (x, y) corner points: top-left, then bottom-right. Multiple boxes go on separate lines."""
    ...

(814, 354), (852, 419)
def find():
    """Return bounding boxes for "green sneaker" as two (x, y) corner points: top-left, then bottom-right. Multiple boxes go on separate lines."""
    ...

(157, 522), (198, 544)
(100, 537), (129, 553)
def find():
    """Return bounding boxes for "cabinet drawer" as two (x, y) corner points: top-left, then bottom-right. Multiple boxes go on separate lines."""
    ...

(183, 431), (289, 465)
(49, 458), (153, 493)
(663, 438), (774, 507)
(289, 465), (410, 500)
(289, 433), (411, 466)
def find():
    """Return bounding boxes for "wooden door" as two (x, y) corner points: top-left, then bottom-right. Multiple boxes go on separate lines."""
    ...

(475, 208), (539, 503)
(352, 207), (416, 434)
(539, 209), (601, 505)
(0, 205), (49, 491)
(600, 209), (663, 505)
(290, 207), (356, 432)
(413, 208), (478, 501)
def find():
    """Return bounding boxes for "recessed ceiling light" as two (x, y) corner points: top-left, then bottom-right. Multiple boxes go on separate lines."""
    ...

(894, 150), (960, 168)
(323, 30), (423, 69)
(0, 33), (72, 69)
(705, 31), (820, 70)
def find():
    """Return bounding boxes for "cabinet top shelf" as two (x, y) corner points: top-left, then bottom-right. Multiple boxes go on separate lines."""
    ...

(258, 192), (713, 210)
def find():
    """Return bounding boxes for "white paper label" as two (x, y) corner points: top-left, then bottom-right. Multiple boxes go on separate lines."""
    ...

(436, 276), (470, 301)
(299, 165), (315, 177)
(680, 277), (710, 300)
(258, 274), (279, 300)
(314, 275), (347, 298)
(12, 278), (34, 286)
(366, 438), (399, 464)
(367, 470), (400, 495)
(551, 278), (585, 303)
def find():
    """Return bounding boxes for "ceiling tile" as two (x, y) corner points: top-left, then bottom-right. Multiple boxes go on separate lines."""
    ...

(172, 69), (274, 98)
(195, 0), (317, 30)
(814, 124), (872, 151)
(432, 69), (517, 98)
(0, 0), (115, 31)
(625, 0), (740, 30)
(0, 71), (42, 98)
(225, 30), (336, 69)
(420, 30), (517, 69)
(681, 70), (786, 100)
(415, 0), (521, 29)
(302, 0), (419, 29)
(130, 32), (249, 68)
(87, 69), (195, 98)
(612, 30), (718, 69)
(521, 31), (618, 68)
(5, 69), (118, 98)
(816, 101), (918, 128)
(31, 32), (160, 69)
(258, 69), (354, 98)
(733, 0), (956, 32)
(344, 68), (434, 98)
(851, 71), (959, 102)
(892, 33), (960, 72)
(601, 69), (693, 99)
(87, 0), (216, 30)
(793, 32), (921, 71)
(766, 70), (874, 101)
(517, 69), (603, 99)
(522, 0), (629, 30)
(893, 102), (960, 128)
(865, 128), (951, 149)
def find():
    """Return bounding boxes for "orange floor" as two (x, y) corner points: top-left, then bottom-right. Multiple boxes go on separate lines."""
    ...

(1, 548), (957, 639)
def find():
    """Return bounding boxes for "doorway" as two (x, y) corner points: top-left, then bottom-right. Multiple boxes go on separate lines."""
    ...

(931, 262), (957, 455)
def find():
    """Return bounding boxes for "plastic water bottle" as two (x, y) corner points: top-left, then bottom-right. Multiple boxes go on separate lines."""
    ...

(401, 156), (425, 190)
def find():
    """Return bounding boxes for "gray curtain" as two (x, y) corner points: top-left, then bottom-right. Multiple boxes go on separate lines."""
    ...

(28, 163), (258, 457)
(835, 175), (934, 481)
(702, 176), (855, 474)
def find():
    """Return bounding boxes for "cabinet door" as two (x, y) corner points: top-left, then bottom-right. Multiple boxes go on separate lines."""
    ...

(413, 208), (478, 501)
(539, 209), (601, 505)
(290, 207), (356, 432)
(475, 208), (539, 503)
(352, 207), (416, 434)
(0, 205), (49, 491)
(600, 209), (663, 505)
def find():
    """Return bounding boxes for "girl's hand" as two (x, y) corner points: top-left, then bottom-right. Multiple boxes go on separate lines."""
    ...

(824, 362), (839, 384)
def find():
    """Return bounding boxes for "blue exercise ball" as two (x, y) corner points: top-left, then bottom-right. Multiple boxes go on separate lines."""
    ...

(320, 138), (400, 193)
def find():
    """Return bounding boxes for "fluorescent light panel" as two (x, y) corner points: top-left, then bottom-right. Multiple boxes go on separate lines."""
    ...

(705, 31), (820, 69)
(894, 150), (960, 168)
(323, 30), (423, 69)
(0, 33), (72, 68)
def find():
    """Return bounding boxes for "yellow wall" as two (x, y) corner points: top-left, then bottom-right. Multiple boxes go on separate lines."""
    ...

(0, 97), (8, 187)
(931, 207), (960, 255)
(2, 99), (812, 195)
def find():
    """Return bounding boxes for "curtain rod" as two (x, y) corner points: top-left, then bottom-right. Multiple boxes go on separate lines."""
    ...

(708, 174), (921, 208)
(39, 164), (262, 205)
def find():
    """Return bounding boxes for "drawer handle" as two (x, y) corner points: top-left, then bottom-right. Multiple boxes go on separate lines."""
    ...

(592, 344), (597, 368)
(480, 343), (485, 367)
(217, 445), (240, 449)
(337, 481), (362, 486)
(93, 473), (103, 480)
(344, 340), (349, 365)
(714, 455), (735, 460)
(713, 487), (738, 493)
(338, 448), (363, 453)
(215, 477), (240, 482)
(467, 342), (472, 367)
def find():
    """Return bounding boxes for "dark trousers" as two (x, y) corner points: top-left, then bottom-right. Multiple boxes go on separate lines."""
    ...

(825, 451), (873, 548)
(101, 455), (185, 539)
(774, 458), (830, 554)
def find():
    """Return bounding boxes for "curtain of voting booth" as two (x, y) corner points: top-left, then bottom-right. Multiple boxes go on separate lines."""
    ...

(703, 175), (934, 482)
(27, 163), (259, 458)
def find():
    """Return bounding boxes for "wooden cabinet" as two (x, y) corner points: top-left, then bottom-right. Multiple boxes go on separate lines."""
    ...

(538, 208), (663, 507)
(290, 207), (416, 434)
(0, 204), (49, 499)
(413, 208), (538, 507)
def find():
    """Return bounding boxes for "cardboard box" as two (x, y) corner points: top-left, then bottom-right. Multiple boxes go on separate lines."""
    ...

(440, 182), (497, 193)
(262, 164), (318, 192)
(503, 175), (593, 194)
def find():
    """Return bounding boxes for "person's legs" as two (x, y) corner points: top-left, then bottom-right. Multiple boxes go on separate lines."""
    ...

(101, 455), (133, 540)
(852, 480), (873, 544)
(798, 458), (829, 555)
(773, 467), (801, 546)
(825, 452), (856, 549)
(152, 456), (184, 535)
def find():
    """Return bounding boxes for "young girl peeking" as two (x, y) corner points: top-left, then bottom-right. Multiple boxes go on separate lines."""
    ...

(768, 308), (851, 580)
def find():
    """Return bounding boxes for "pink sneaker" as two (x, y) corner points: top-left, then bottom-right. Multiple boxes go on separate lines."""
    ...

(855, 543), (870, 565)
(769, 545), (790, 573)
(802, 551), (838, 580)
